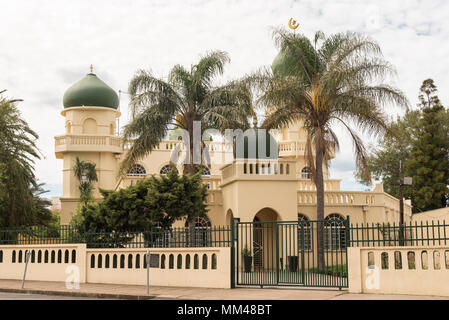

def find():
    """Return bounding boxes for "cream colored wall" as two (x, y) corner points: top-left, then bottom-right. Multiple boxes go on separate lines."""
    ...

(62, 107), (119, 136)
(0, 245), (230, 289)
(412, 207), (449, 224)
(0, 244), (87, 283)
(56, 108), (409, 227)
(56, 106), (122, 224)
(86, 247), (230, 288)
(349, 246), (449, 296)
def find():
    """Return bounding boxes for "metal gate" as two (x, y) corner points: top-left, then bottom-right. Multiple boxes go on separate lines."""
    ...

(232, 218), (349, 289)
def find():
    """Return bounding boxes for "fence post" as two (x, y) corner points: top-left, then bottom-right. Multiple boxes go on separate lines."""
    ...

(345, 216), (350, 248)
(230, 218), (236, 288)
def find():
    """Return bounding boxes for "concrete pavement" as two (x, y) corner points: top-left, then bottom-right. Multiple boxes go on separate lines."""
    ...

(0, 279), (447, 300)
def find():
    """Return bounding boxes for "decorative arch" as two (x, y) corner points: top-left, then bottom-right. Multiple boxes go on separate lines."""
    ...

(196, 165), (211, 177)
(253, 207), (279, 222)
(324, 213), (346, 250)
(297, 213), (311, 250)
(66, 121), (72, 134)
(82, 118), (97, 134)
(127, 164), (146, 177)
(160, 164), (179, 175)
(225, 209), (234, 226)
(185, 215), (212, 247)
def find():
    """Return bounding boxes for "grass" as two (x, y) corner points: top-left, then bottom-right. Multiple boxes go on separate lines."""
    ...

(308, 264), (347, 277)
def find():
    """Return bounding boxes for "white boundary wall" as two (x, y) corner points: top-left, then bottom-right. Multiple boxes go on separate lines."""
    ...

(0, 245), (230, 289)
(349, 246), (449, 296)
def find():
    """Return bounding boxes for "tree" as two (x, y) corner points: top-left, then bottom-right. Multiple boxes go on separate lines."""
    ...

(361, 79), (449, 213)
(253, 29), (407, 267)
(121, 50), (254, 176)
(0, 91), (52, 227)
(73, 169), (208, 232)
(406, 79), (449, 211)
(357, 109), (420, 199)
(73, 156), (98, 206)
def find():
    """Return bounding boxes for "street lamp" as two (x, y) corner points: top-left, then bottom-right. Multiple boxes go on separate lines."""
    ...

(399, 160), (412, 245)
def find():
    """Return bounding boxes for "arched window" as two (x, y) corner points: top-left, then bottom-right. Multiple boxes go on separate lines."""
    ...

(196, 165), (211, 177)
(186, 216), (212, 247)
(324, 214), (346, 251)
(301, 167), (312, 179)
(160, 165), (178, 175)
(127, 164), (146, 177)
(297, 213), (311, 250)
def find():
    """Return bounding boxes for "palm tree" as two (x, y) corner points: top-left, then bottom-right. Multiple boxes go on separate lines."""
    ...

(73, 157), (98, 206)
(121, 50), (254, 175)
(0, 90), (45, 227)
(253, 29), (408, 267)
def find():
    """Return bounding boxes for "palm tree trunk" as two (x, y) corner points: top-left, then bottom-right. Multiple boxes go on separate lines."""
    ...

(315, 135), (326, 269)
(183, 124), (197, 176)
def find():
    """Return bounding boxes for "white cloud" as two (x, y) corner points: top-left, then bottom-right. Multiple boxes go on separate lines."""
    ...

(1, 0), (448, 196)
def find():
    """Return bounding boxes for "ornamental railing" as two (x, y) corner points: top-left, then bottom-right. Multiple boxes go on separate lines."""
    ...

(349, 220), (449, 247)
(0, 225), (232, 248)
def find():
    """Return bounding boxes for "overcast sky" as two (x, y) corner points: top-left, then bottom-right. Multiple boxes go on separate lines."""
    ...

(1, 0), (448, 197)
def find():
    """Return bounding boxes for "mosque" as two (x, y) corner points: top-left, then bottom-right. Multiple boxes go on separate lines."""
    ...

(54, 65), (412, 228)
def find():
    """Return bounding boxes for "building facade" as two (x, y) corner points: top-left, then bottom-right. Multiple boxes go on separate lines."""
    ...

(55, 70), (413, 227)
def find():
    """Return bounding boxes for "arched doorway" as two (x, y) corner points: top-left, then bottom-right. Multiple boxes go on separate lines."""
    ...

(252, 208), (279, 270)
(225, 209), (234, 226)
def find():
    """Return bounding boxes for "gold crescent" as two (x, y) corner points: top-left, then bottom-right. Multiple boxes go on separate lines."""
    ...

(288, 18), (299, 30)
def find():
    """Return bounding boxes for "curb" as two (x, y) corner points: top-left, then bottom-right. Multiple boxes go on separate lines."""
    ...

(0, 288), (156, 300)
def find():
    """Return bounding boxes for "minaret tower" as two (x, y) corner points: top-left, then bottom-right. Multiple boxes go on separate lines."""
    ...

(55, 66), (122, 224)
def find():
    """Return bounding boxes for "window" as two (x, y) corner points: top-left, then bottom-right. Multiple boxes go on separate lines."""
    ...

(186, 216), (212, 247)
(324, 214), (346, 251)
(160, 165), (178, 175)
(301, 167), (312, 179)
(127, 164), (146, 177)
(196, 165), (211, 177)
(297, 214), (311, 250)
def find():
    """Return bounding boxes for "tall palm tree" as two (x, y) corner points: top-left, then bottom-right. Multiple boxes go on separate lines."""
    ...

(253, 29), (408, 267)
(73, 157), (98, 206)
(121, 50), (254, 175)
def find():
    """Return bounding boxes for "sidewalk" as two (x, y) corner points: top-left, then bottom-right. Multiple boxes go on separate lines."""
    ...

(0, 279), (447, 300)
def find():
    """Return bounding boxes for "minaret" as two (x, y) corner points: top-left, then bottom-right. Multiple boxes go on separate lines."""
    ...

(55, 66), (122, 224)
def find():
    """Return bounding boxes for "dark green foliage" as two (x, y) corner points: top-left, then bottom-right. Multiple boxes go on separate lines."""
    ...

(0, 92), (52, 227)
(359, 109), (419, 198)
(73, 169), (208, 232)
(362, 79), (449, 212)
(407, 79), (449, 211)
(73, 156), (98, 206)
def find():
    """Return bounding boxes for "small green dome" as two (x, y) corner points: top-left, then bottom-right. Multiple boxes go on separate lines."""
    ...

(271, 49), (296, 77)
(63, 73), (119, 109)
(234, 127), (278, 160)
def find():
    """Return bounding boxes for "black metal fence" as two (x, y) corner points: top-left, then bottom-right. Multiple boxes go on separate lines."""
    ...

(0, 225), (232, 248)
(349, 221), (449, 247)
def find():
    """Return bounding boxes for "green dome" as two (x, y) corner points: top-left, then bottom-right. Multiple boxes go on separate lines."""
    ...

(234, 127), (278, 160)
(271, 49), (296, 77)
(63, 73), (119, 109)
